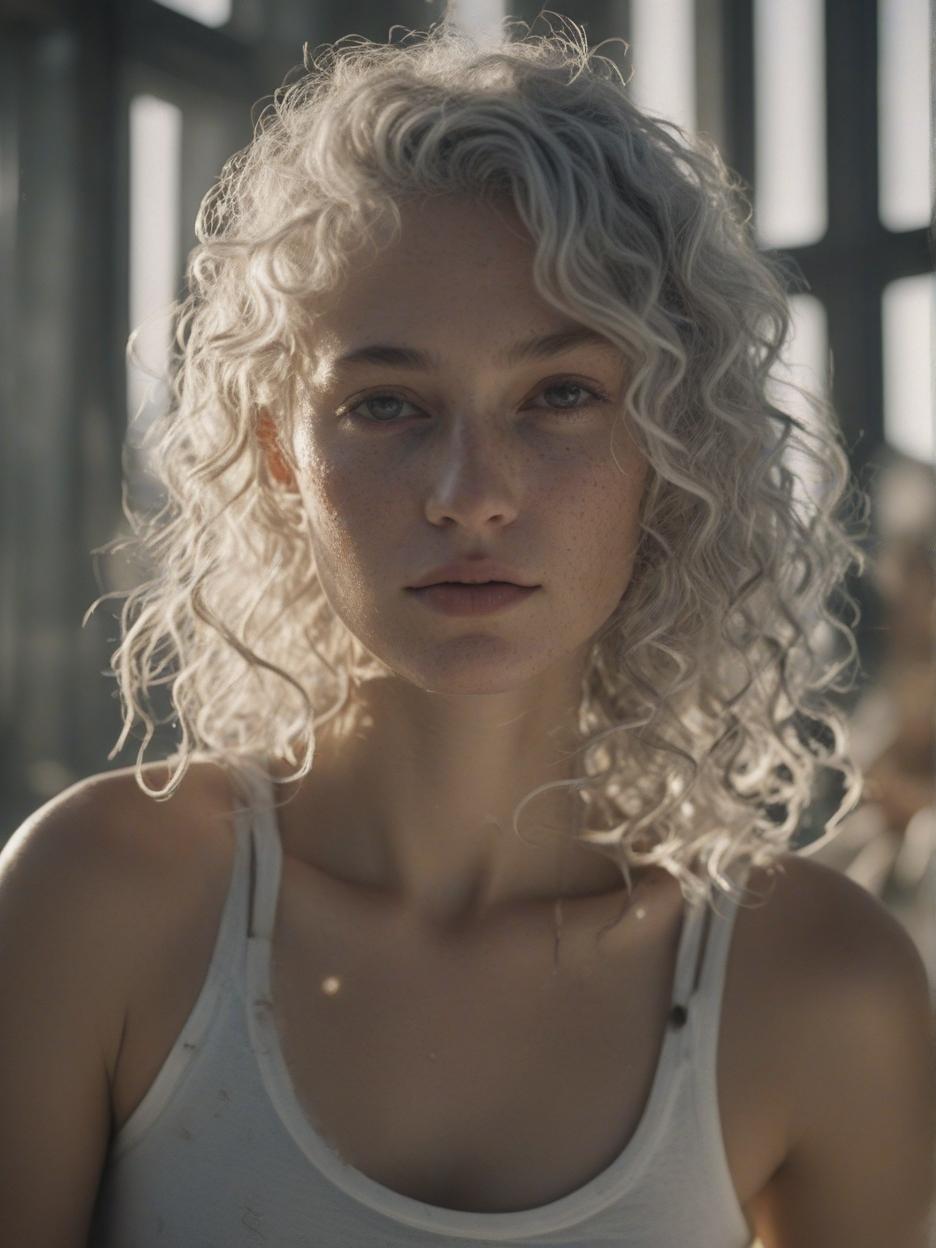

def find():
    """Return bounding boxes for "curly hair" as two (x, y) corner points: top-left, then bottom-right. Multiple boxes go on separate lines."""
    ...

(87, 11), (871, 914)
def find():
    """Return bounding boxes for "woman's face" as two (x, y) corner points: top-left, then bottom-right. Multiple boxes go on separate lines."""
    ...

(287, 193), (650, 694)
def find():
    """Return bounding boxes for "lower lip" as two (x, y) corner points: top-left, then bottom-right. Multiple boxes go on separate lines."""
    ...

(408, 582), (540, 615)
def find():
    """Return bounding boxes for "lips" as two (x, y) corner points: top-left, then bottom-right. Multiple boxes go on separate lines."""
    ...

(408, 560), (536, 589)
(409, 581), (540, 615)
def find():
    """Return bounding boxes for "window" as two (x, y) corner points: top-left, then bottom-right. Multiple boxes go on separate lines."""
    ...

(152, 0), (232, 28)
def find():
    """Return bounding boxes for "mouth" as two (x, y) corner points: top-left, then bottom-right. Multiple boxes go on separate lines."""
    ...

(407, 581), (540, 615)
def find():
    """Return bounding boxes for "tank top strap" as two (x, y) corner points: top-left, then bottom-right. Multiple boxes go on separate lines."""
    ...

(668, 894), (709, 1019)
(666, 860), (754, 1028)
(690, 862), (753, 1001)
(231, 754), (282, 942)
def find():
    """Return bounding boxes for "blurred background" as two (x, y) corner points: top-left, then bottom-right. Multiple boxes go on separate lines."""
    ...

(1, 0), (934, 986)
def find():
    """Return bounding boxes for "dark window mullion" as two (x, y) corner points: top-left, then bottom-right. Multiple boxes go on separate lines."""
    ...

(718, 0), (756, 195)
(823, 0), (884, 476)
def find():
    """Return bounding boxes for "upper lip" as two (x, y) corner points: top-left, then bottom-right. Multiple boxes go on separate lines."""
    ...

(408, 560), (538, 589)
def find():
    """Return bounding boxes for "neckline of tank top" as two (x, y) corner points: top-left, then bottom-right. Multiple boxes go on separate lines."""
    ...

(235, 753), (716, 1238)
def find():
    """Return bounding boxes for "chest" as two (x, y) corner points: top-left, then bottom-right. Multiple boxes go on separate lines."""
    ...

(110, 848), (785, 1230)
(270, 870), (691, 1213)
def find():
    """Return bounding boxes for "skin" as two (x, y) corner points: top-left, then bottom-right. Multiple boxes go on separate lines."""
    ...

(259, 191), (654, 934)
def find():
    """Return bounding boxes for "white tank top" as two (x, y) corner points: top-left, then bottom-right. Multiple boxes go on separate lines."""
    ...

(87, 755), (756, 1246)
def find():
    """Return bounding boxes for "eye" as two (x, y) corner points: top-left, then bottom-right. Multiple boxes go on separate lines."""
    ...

(342, 392), (420, 424)
(534, 380), (609, 412)
(339, 377), (610, 425)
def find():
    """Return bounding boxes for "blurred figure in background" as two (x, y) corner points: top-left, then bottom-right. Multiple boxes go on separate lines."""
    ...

(811, 447), (936, 998)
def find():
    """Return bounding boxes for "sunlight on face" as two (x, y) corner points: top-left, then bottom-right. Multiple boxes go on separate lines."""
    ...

(289, 193), (650, 695)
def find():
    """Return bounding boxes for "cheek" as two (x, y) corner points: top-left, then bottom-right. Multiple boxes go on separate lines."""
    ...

(294, 428), (353, 529)
(295, 456), (396, 607)
(568, 464), (646, 594)
(292, 447), (353, 575)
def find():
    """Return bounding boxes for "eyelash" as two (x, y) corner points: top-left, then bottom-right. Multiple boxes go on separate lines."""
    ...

(338, 377), (610, 426)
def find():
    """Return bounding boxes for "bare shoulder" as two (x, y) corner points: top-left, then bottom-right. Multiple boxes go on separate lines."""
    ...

(735, 849), (933, 1061)
(7, 757), (235, 903)
(740, 849), (936, 1243)
(84, 758), (240, 937)
(772, 847), (934, 1075)
(1, 758), (237, 1073)
(745, 848), (932, 992)
(743, 854), (936, 1244)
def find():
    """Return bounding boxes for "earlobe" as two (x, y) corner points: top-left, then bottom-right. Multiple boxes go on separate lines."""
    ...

(256, 407), (297, 491)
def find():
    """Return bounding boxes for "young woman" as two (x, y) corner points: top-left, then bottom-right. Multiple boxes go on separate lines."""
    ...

(2, 15), (934, 1248)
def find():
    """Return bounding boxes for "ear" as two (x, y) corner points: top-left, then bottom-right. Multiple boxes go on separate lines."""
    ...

(256, 407), (297, 490)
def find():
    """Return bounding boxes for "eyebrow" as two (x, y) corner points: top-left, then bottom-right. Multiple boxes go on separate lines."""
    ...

(332, 326), (620, 372)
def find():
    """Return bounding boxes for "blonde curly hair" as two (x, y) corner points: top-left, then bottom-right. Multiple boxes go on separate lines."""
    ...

(87, 11), (871, 913)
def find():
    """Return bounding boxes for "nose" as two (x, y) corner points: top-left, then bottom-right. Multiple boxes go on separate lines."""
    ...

(423, 420), (522, 529)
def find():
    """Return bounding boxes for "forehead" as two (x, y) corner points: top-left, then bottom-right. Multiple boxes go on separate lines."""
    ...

(322, 195), (538, 314)
(375, 192), (536, 270)
(306, 196), (624, 382)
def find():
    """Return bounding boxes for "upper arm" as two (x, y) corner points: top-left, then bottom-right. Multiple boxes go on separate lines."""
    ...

(750, 860), (936, 1248)
(0, 783), (130, 1248)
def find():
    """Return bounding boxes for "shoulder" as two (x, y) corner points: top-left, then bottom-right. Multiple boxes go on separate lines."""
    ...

(748, 853), (936, 1241)
(3, 754), (239, 932)
(743, 851), (936, 1238)
(777, 845), (934, 1069)
(744, 849), (931, 992)
(6, 757), (237, 899)
(737, 849), (932, 1055)
(1, 758), (238, 1071)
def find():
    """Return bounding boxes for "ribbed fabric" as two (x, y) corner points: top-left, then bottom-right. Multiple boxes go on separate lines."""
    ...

(88, 756), (755, 1247)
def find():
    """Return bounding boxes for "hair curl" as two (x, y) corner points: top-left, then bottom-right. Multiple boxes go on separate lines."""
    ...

(87, 11), (872, 915)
